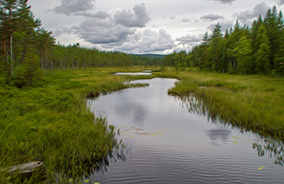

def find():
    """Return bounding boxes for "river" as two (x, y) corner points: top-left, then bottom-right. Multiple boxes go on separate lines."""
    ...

(87, 77), (284, 184)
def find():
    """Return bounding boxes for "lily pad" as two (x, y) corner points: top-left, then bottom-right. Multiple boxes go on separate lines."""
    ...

(232, 142), (239, 144)
(84, 179), (89, 182)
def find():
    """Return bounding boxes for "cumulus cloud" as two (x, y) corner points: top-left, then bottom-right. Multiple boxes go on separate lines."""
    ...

(66, 4), (173, 53)
(182, 19), (191, 23)
(235, 2), (269, 23)
(73, 17), (135, 44)
(207, 20), (233, 32)
(53, 27), (73, 37)
(278, 0), (284, 5)
(208, 0), (235, 5)
(200, 14), (224, 21)
(116, 29), (175, 53)
(58, 3), (150, 46)
(76, 11), (109, 19)
(176, 34), (203, 45)
(114, 3), (150, 28)
(52, 0), (95, 16)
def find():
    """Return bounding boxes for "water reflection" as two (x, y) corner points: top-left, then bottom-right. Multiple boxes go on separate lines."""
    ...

(87, 78), (284, 184)
(172, 93), (284, 167)
(253, 138), (284, 166)
(133, 105), (147, 125)
(207, 128), (232, 145)
(54, 139), (128, 183)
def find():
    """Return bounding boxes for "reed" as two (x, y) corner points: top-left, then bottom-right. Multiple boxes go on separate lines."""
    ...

(0, 67), (157, 183)
(154, 69), (284, 140)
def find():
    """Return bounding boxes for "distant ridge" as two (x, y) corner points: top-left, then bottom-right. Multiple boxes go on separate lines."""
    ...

(135, 54), (166, 59)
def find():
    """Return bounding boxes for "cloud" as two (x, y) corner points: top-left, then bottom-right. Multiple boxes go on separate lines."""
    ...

(278, 0), (284, 5)
(208, 0), (235, 5)
(73, 17), (135, 45)
(176, 34), (203, 45)
(207, 20), (233, 32)
(66, 3), (150, 46)
(182, 19), (191, 23)
(67, 4), (173, 53)
(75, 11), (109, 19)
(52, 0), (95, 16)
(200, 14), (224, 21)
(114, 29), (175, 53)
(114, 3), (150, 28)
(53, 28), (73, 37)
(235, 2), (269, 23)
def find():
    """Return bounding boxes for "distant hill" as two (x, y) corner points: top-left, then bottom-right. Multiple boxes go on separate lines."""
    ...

(135, 54), (166, 60)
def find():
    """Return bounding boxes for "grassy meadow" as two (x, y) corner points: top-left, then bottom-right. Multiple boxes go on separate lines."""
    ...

(156, 68), (284, 140)
(0, 66), (283, 183)
(0, 67), (156, 183)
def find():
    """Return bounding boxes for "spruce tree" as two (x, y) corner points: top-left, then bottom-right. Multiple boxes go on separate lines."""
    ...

(255, 24), (270, 74)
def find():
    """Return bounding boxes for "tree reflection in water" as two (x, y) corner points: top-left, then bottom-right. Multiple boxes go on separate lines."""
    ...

(54, 139), (129, 183)
(172, 93), (284, 167)
(253, 139), (284, 166)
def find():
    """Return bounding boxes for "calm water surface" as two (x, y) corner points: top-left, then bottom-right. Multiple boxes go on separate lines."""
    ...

(87, 78), (284, 184)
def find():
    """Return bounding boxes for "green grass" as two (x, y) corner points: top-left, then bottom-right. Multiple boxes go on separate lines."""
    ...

(0, 67), (157, 183)
(154, 68), (284, 140)
(1, 66), (283, 183)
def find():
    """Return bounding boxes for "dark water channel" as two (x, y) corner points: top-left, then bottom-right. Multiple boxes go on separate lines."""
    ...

(87, 77), (284, 184)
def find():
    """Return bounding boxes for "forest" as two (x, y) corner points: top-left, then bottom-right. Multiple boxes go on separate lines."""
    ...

(162, 6), (284, 75)
(0, 0), (158, 87)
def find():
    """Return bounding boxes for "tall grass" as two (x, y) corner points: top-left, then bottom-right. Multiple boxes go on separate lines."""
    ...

(0, 67), (157, 183)
(155, 69), (284, 140)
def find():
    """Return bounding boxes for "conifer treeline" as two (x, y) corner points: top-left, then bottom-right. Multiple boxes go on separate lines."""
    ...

(162, 6), (284, 75)
(0, 0), (154, 84)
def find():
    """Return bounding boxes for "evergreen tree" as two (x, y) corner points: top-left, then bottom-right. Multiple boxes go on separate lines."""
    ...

(264, 6), (283, 73)
(234, 35), (253, 74)
(208, 23), (223, 71)
(255, 24), (270, 74)
(14, 47), (42, 87)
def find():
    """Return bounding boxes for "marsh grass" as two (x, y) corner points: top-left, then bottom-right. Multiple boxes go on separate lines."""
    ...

(155, 69), (284, 140)
(0, 67), (158, 183)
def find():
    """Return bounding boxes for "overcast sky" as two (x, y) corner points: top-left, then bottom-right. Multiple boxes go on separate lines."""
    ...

(28, 0), (284, 54)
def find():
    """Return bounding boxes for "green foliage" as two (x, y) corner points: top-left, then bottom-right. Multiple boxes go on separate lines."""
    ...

(158, 69), (284, 141)
(163, 7), (284, 76)
(0, 67), (158, 183)
(234, 35), (253, 74)
(13, 48), (42, 87)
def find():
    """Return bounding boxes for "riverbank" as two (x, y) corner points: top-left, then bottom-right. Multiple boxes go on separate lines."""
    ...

(1, 67), (283, 183)
(155, 69), (284, 140)
(0, 67), (156, 183)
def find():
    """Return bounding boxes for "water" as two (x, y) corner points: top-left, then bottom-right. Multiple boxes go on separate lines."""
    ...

(113, 72), (152, 75)
(87, 78), (284, 184)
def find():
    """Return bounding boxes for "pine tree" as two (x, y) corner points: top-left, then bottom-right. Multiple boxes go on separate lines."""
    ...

(255, 24), (270, 74)
(208, 23), (223, 71)
(264, 6), (283, 73)
(14, 47), (42, 87)
(234, 35), (253, 74)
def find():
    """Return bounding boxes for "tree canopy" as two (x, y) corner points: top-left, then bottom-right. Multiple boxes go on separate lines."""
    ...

(162, 6), (284, 75)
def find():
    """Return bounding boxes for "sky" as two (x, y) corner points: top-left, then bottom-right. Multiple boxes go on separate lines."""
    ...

(28, 0), (284, 54)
